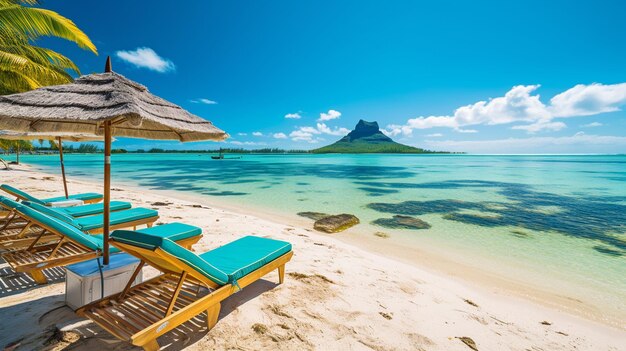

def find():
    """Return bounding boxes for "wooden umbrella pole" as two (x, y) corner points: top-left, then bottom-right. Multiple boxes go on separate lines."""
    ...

(103, 121), (111, 265)
(58, 137), (69, 199)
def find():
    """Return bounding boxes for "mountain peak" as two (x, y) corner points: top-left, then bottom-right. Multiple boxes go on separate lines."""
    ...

(312, 120), (435, 153)
(341, 119), (391, 142)
(355, 119), (379, 130)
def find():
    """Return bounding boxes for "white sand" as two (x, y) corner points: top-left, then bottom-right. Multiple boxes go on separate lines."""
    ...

(0, 165), (624, 351)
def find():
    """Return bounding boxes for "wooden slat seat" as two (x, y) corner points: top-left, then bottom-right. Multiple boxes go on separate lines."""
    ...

(1, 203), (202, 284)
(77, 231), (293, 351)
(0, 196), (159, 251)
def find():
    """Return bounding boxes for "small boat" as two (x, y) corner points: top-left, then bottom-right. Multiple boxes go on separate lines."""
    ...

(211, 148), (224, 159)
(211, 149), (241, 160)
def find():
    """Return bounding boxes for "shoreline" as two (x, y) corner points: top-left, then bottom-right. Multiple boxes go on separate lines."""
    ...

(40, 164), (624, 331)
(1, 165), (624, 350)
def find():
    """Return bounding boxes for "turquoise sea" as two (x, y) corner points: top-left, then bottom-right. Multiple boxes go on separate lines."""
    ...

(12, 153), (626, 325)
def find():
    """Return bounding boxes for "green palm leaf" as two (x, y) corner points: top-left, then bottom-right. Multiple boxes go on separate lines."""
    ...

(0, 4), (97, 54)
(0, 1), (97, 94)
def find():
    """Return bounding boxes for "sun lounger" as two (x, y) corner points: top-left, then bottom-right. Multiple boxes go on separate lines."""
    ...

(24, 201), (159, 234)
(76, 231), (293, 351)
(1, 184), (103, 205)
(1, 203), (202, 284)
(0, 197), (59, 248)
(59, 201), (131, 217)
(1, 196), (131, 245)
(0, 197), (155, 250)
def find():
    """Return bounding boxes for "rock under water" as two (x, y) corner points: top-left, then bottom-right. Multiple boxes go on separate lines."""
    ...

(313, 214), (360, 233)
(372, 215), (431, 230)
(297, 211), (330, 221)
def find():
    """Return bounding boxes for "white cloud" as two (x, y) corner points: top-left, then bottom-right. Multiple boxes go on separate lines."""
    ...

(289, 123), (349, 142)
(316, 123), (350, 136)
(252, 132), (263, 137)
(383, 124), (413, 137)
(387, 83), (626, 135)
(190, 98), (217, 105)
(549, 83), (626, 117)
(285, 112), (302, 119)
(318, 109), (342, 121)
(289, 130), (319, 143)
(456, 128), (478, 133)
(273, 132), (287, 139)
(580, 122), (603, 128)
(512, 121), (566, 133)
(229, 141), (266, 146)
(237, 132), (247, 136)
(422, 133), (626, 154)
(426, 133), (443, 137)
(115, 47), (175, 72)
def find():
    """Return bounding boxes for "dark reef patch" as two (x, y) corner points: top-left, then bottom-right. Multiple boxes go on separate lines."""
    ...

(372, 215), (431, 230)
(366, 179), (626, 254)
(298, 212), (329, 221)
(358, 187), (399, 197)
(205, 191), (248, 196)
(510, 230), (531, 238)
(592, 246), (624, 257)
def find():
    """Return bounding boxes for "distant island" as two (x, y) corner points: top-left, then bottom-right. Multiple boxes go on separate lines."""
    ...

(312, 119), (447, 153)
(6, 120), (451, 155)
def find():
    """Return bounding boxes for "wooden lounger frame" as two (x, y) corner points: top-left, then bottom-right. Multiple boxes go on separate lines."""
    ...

(3, 190), (102, 205)
(1, 208), (27, 228)
(77, 239), (293, 351)
(1, 215), (201, 284)
(0, 206), (159, 250)
(83, 215), (159, 235)
(0, 208), (58, 250)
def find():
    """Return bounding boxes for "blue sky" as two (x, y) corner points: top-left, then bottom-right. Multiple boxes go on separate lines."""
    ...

(39, 0), (626, 153)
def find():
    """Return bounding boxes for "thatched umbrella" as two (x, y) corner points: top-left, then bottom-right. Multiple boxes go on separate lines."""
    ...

(0, 57), (228, 264)
(0, 131), (106, 198)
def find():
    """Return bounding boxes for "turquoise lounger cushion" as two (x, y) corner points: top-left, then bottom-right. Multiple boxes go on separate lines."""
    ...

(60, 201), (132, 217)
(111, 231), (291, 287)
(135, 222), (202, 242)
(102, 223), (200, 253)
(74, 208), (158, 231)
(1, 184), (102, 205)
(0, 195), (24, 210)
(112, 230), (230, 285)
(199, 236), (291, 282)
(88, 235), (121, 254)
(23, 201), (76, 223)
(16, 205), (102, 251)
(44, 192), (102, 204)
(1, 184), (41, 203)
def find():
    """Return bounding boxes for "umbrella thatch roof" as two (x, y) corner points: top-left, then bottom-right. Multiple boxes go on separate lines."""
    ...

(0, 72), (228, 142)
(0, 131), (105, 142)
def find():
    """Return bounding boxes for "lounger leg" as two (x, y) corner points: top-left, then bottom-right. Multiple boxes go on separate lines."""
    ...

(141, 339), (160, 351)
(207, 303), (221, 330)
(31, 270), (47, 284)
(147, 223), (153, 228)
(278, 265), (285, 284)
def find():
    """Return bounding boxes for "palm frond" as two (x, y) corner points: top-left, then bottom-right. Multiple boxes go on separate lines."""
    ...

(0, 5), (97, 54)
(0, 68), (39, 94)
(0, 49), (29, 67)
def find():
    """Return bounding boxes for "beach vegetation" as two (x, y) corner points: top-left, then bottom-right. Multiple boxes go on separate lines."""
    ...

(0, 138), (32, 163)
(0, 0), (97, 94)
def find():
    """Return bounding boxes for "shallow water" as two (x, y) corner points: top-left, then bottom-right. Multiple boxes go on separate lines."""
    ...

(14, 153), (626, 323)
